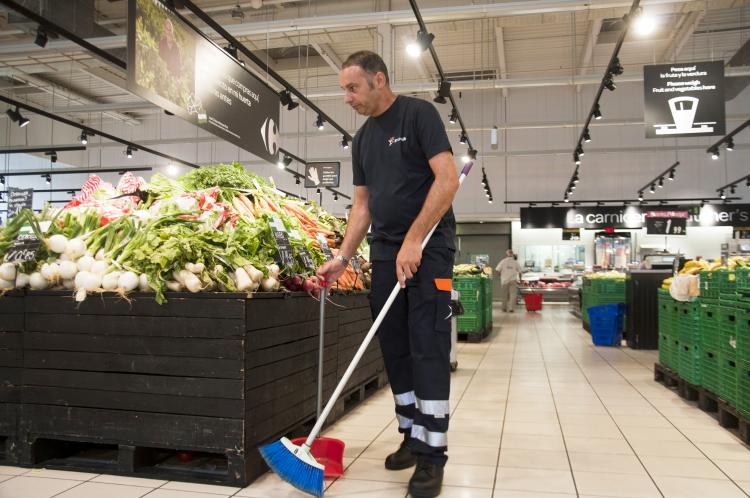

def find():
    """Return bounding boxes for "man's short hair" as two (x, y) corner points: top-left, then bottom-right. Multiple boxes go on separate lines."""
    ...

(342, 50), (389, 86)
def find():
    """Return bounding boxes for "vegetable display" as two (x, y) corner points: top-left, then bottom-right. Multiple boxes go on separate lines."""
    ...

(0, 164), (368, 303)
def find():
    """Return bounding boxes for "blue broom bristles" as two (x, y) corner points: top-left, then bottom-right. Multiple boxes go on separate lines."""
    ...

(260, 438), (324, 498)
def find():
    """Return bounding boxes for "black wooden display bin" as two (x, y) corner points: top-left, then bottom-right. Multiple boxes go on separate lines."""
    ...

(0, 289), (383, 487)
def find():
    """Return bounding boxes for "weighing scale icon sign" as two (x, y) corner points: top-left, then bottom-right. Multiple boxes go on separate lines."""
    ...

(654, 96), (716, 135)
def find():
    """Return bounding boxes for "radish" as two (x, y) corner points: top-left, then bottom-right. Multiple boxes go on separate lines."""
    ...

(261, 277), (279, 292)
(65, 238), (87, 259)
(15, 273), (29, 289)
(235, 267), (253, 291)
(0, 278), (13, 290)
(101, 272), (121, 291)
(58, 260), (78, 280)
(267, 264), (280, 278)
(0, 263), (16, 281)
(166, 280), (182, 292)
(77, 255), (95, 272)
(185, 262), (205, 274)
(29, 272), (47, 290)
(139, 273), (150, 292)
(243, 264), (264, 283)
(118, 271), (139, 292)
(90, 260), (109, 275)
(177, 270), (201, 293)
(46, 234), (69, 254)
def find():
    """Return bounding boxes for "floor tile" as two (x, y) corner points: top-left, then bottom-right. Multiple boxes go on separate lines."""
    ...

(23, 468), (99, 481)
(714, 459), (750, 481)
(444, 445), (499, 466)
(342, 457), (413, 483)
(568, 452), (646, 474)
(160, 480), (240, 495)
(499, 433), (566, 452)
(493, 491), (575, 498)
(234, 473), (313, 497)
(54, 481), (152, 498)
(324, 478), (407, 497)
(442, 463), (495, 488)
(143, 490), (235, 498)
(0, 475), (81, 498)
(495, 467), (576, 494)
(696, 442), (750, 461)
(0, 465), (29, 476)
(653, 476), (748, 498)
(564, 436), (634, 455)
(90, 475), (167, 487)
(639, 455), (726, 479)
(498, 448), (570, 471)
(573, 470), (660, 497)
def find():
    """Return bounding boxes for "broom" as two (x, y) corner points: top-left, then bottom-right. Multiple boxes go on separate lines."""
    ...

(260, 161), (474, 497)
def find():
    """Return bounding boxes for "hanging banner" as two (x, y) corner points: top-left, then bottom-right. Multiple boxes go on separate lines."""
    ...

(304, 162), (341, 188)
(521, 204), (750, 230)
(645, 210), (688, 235)
(127, 0), (280, 163)
(643, 61), (725, 138)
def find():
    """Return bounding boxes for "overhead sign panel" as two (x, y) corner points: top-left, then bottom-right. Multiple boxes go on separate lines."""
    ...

(643, 61), (725, 138)
(127, 0), (280, 163)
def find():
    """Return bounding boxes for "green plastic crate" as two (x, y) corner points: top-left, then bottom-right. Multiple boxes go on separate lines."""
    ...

(719, 270), (738, 293)
(718, 303), (739, 356)
(738, 302), (750, 363)
(678, 340), (701, 385)
(737, 360), (750, 419)
(482, 277), (493, 329)
(720, 352), (738, 406)
(590, 278), (626, 295)
(659, 331), (673, 369)
(700, 270), (720, 299)
(737, 267), (750, 296)
(457, 313), (483, 333)
(701, 347), (721, 396)
(677, 301), (701, 344)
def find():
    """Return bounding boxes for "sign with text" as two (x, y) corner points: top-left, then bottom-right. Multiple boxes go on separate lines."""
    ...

(562, 228), (581, 241)
(270, 216), (295, 268)
(521, 204), (750, 230)
(7, 188), (33, 219)
(317, 234), (333, 260)
(127, 0), (280, 163)
(645, 210), (688, 236)
(4, 232), (40, 264)
(305, 162), (341, 188)
(734, 226), (750, 239)
(643, 61), (725, 138)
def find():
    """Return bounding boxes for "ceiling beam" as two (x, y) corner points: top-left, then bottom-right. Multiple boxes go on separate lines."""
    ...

(494, 26), (508, 97)
(310, 42), (343, 73)
(578, 18), (602, 76)
(660, 10), (705, 62)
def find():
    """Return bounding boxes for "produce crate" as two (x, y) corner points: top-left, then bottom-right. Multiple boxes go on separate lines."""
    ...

(737, 267), (750, 296)
(700, 270), (720, 299)
(678, 341), (701, 386)
(718, 302), (739, 356)
(718, 270), (738, 293)
(720, 352), (738, 406)
(738, 301), (750, 363)
(453, 275), (481, 304)
(590, 278), (625, 295)
(457, 314), (484, 333)
(738, 360), (750, 419)
(482, 277), (493, 329)
(677, 300), (701, 344)
(659, 330), (674, 369)
(699, 299), (721, 352)
(701, 348), (721, 396)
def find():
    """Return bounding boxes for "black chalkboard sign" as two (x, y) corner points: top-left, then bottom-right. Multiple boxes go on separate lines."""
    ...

(351, 254), (361, 272)
(270, 216), (295, 268)
(298, 248), (316, 270)
(7, 188), (33, 219)
(317, 234), (333, 260)
(4, 232), (40, 263)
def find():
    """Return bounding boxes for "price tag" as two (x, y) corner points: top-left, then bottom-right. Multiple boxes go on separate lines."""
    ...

(351, 254), (361, 272)
(4, 232), (40, 264)
(270, 216), (295, 268)
(298, 248), (316, 270)
(7, 188), (33, 219)
(317, 234), (333, 260)
(645, 211), (687, 236)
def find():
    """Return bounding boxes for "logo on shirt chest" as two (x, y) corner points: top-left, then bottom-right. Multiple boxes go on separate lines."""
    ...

(387, 136), (407, 147)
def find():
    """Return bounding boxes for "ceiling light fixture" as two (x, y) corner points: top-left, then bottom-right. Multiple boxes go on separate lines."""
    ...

(231, 3), (245, 19)
(726, 138), (734, 151)
(458, 132), (467, 145)
(633, 11), (658, 37)
(609, 57), (624, 76)
(649, 184), (655, 194)
(79, 131), (88, 145)
(583, 129), (591, 143)
(341, 136), (349, 149)
(710, 148), (720, 160)
(433, 80), (451, 104)
(315, 115), (325, 130)
(6, 106), (29, 127)
(592, 104), (603, 120)
(603, 74), (616, 91)
(658, 178), (664, 188)
(448, 108), (458, 124)
(720, 189), (726, 200)
(34, 26), (48, 48)
(126, 146), (135, 159)
(406, 30), (435, 58)
(668, 169), (675, 181)
(279, 90), (299, 111)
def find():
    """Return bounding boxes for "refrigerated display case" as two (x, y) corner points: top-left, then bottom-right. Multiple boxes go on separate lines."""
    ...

(520, 244), (585, 273)
(594, 232), (632, 270)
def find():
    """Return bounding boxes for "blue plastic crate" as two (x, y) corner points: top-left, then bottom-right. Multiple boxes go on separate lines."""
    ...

(588, 304), (625, 346)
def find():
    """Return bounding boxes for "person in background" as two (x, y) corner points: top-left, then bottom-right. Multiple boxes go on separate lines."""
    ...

(495, 249), (522, 312)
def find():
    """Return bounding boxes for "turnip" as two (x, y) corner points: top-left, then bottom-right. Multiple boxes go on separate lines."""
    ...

(77, 255), (95, 272)
(62, 279), (74, 290)
(118, 271), (139, 292)
(185, 262), (204, 274)
(58, 260), (78, 280)
(74, 271), (102, 302)
(235, 267), (254, 291)
(65, 238), (87, 260)
(0, 278), (13, 290)
(267, 264), (280, 279)
(243, 264), (264, 283)
(90, 260), (109, 275)
(138, 273), (150, 292)
(0, 263), (16, 282)
(40, 262), (61, 282)
(29, 272), (47, 290)
(101, 272), (121, 291)
(166, 280), (182, 292)
(178, 270), (202, 293)
(46, 234), (69, 254)
(261, 277), (279, 292)
(15, 273), (29, 289)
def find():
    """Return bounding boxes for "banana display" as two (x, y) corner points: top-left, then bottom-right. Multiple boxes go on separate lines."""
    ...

(661, 256), (750, 289)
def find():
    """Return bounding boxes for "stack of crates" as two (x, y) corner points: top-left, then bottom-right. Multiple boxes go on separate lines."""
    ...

(481, 276), (493, 330)
(699, 297), (721, 396)
(454, 275), (483, 334)
(718, 272), (738, 406)
(677, 300), (702, 385)
(736, 268), (750, 418)
(657, 289), (676, 369)
(582, 277), (626, 329)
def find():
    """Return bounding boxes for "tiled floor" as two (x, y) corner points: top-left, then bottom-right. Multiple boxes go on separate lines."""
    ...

(3, 304), (750, 497)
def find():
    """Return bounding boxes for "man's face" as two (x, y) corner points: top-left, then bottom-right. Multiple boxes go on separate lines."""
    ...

(340, 66), (380, 116)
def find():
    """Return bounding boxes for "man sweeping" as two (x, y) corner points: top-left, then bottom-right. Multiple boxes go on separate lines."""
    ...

(317, 50), (459, 498)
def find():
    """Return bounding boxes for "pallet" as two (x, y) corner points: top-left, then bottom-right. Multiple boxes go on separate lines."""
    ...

(653, 362), (750, 444)
(458, 326), (490, 343)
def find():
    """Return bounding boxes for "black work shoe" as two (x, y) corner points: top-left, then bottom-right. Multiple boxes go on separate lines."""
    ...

(408, 461), (444, 498)
(384, 441), (416, 470)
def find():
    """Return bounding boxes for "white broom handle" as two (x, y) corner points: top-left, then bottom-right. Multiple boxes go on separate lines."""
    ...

(305, 162), (474, 447)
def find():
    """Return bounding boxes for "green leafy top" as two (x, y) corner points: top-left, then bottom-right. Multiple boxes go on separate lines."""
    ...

(179, 162), (256, 190)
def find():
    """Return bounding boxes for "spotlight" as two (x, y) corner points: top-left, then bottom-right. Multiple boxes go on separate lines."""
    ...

(34, 26), (48, 48)
(731, 185), (737, 195)
(0, 175), (4, 185)
(334, 192), (339, 201)
(279, 90), (299, 111)
(668, 169), (675, 181)
(6, 106), (29, 127)
(488, 198), (493, 204)
(564, 196), (569, 203)
(459, 132), (467, 145)
(649, 184), (655, 194)
(434, 80), (451, 104)
(746, 178), (750, 188)
(592, 104), (602, 120)
(726, 138), (734, 151)
(341, 136), (349, 149)
(448, 108), (458, 124)
(231, 3), (245, 19)
(79, 131), (88, 145)
(658, 178), (664, 188)
(571, 183), (576, 190)
(638, 192), (644, 201)
(583, 129), (591, 143)
(603, 74), (616, 91)
(295, 176), (301, 185)
(710, 148), (719, 160)
(42, 173), (51, 184)
(315, 115), (325, 130)
(609, 57), (624, 76)
(720, 189), (726, 200)
(225, 44), (238, 59)
(573, 174), (579, 184)
(126, 146), (134, 159)
(47, 151), (57, 163)
(633, 12), (658, 37)
(167, 164), (179, 176)
(406, 30), (435, 58)
(576, 145), (584, 157)
(316, 187), (321, 194)
(574, 153), (581, 165)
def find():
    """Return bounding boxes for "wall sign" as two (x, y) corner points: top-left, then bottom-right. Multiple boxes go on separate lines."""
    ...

(734, 226), (750, 239)
(562, 228), (581, 241)
(127, 0), (280, 163)
(7, 188), (33, 219)
(521, 204), (750, 230)
(643, 61), (725, 138)
(304, 162), (341, 188)
(645, 210), (688, 235)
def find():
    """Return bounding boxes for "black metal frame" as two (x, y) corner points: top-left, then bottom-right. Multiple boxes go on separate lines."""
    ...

(0, 167), (152, 177)
(706, 118), (750, 153)
(0, 146), (86, 155)
(506, 196), (739, 206)
(636, 161), (680, 196)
